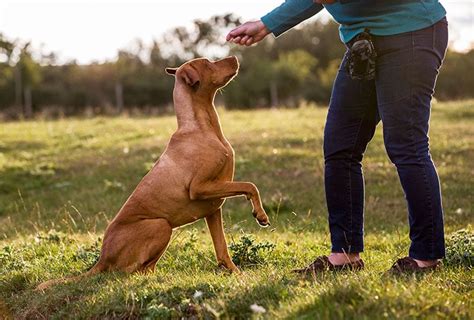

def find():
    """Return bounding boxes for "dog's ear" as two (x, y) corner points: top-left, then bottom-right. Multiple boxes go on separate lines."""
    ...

(165, 67), (177, 75)
(180, 65), (200, 89)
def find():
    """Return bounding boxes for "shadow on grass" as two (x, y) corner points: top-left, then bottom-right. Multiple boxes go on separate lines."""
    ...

(223, 277), (296, 319)
(0, 140), (47, 154)
(12, 273), (130, 319)
(288, 284), (402, 320)
(288, 268), (471, 320)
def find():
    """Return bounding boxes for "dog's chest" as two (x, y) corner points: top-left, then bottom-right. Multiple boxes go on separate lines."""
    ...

(214, 142), (235, 179)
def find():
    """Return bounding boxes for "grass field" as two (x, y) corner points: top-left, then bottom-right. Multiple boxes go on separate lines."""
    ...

(0, 100), (473, 319)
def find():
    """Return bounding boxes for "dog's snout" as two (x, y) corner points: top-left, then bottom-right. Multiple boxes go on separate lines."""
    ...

(227, 56), (239, 69)
(215, 56), (239, 70)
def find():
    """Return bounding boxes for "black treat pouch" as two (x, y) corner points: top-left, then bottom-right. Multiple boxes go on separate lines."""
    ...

(345, 30), (377, 80)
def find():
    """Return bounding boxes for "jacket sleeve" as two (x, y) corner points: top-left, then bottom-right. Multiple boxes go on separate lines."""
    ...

(261, 0), (324, 37)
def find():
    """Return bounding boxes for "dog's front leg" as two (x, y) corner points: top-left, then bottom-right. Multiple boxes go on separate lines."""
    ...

(205, 208), (239, 273)
(190, 181), (270, 226)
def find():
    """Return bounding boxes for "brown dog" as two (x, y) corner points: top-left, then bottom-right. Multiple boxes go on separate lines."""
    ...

(37, 56), (269, 290)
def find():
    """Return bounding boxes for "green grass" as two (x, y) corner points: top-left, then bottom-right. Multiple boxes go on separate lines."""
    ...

(0, 100), (473, 319)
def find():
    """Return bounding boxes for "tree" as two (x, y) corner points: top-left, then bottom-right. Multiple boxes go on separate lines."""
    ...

(271, 50), (318, 107)
(160, 13), (241, 62)
(0, 34), (15, 111)
(16, 43), (41, 117)
(436, 50), (474, 100)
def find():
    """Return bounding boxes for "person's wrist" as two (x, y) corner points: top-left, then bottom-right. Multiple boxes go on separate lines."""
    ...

(257, 20), (271, 36)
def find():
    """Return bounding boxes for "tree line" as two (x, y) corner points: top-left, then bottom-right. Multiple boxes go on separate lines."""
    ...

(0, 14), (473, 119)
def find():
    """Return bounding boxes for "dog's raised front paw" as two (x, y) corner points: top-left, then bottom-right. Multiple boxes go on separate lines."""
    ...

(252, 210), (270, 227)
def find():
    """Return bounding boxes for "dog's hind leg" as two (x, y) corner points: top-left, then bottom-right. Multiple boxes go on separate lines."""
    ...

(36, 219), (171, 291)
(137, 218), (173, 273)
(95, 217), (172, 273)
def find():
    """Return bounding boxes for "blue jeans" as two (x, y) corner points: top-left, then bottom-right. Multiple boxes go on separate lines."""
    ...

(324, 17), (448, 260)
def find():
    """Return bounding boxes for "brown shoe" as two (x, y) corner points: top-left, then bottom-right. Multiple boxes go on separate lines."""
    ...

(293, 255), (364, 275)
(388, 257), (441, 274)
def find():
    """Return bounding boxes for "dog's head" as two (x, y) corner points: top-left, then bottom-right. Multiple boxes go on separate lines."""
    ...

(165, 56), (239, 92)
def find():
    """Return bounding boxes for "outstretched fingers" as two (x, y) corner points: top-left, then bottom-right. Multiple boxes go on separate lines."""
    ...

(226, 24), (248, 41)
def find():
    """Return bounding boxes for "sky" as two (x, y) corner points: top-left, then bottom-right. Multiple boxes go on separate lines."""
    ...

(0, 0), (473, 64)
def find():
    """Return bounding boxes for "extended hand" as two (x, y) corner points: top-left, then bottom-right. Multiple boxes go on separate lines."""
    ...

(226, 20), (271, 46)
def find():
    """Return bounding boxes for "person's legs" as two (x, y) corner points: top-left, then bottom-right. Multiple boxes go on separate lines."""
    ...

(324, 53), (379, 264)
(374, 18), (448, 263)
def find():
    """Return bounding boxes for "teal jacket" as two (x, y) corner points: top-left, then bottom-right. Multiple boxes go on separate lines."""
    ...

(261, 0), (446, 43)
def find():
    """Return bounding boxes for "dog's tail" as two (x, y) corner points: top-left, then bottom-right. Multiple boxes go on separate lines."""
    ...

(35, 262), (105, 291)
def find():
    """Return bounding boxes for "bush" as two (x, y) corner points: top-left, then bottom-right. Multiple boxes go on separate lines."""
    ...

(73, 239), (101, 268)
(444, 229), (474, 268)
(229, 235), (275, 268)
